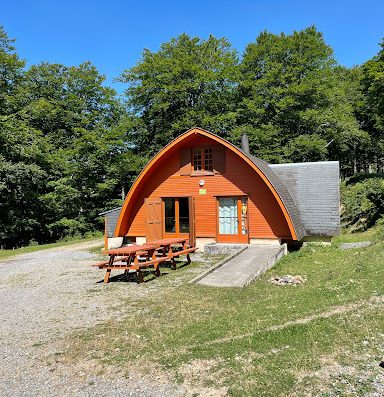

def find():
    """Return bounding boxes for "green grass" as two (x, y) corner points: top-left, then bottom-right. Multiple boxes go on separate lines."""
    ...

(68, 233), (384, 396)
(333, 227), (376, 244)
(0, 234), (103, 260)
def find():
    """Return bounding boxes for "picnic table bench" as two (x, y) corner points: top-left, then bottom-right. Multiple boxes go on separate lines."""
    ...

(93, 237), (197, 283)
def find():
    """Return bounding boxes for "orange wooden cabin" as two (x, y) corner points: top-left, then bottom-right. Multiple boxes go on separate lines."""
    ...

(101, 127), (340, 250)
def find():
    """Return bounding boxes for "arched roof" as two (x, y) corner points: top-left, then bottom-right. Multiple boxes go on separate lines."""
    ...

(114, 127), (305, 240)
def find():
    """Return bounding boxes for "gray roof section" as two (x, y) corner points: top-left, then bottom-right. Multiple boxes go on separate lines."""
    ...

(270, 161), (340, 237)
(99, 207), (122, 238)
(235, 146), (306, 241)
(99, 207), (122, 216)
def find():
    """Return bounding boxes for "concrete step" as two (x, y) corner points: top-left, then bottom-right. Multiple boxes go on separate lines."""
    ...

(197, 244), (287, 288)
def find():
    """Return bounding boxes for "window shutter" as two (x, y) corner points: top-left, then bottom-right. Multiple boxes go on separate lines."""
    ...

(179, 147), (191, 175)
(213, 146), (225, 174)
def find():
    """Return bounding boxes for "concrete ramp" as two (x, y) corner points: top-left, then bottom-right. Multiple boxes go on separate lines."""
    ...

(196, 244), (287, 288)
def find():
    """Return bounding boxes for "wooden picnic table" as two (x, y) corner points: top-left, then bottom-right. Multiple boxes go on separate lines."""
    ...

(105, 244), (159, 283)
(94, 237), (197, 284)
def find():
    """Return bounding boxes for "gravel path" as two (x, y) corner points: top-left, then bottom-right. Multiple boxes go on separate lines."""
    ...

(0, 241), (187, 397)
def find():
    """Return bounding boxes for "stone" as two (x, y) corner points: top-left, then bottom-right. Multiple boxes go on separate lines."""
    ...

(269, 274), (306, 286)
(339, 241), (372, 250)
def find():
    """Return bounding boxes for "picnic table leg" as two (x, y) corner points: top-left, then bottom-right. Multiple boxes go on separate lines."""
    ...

(165, 244), (176, 270)
(122, 254), (133, 278)
(186, 253), (191, 264)
(136, 269), (144, 283)
(154, 264), (160, 277)
(133, 254), (144, 283)
(171, 257), (177, 270)
(103, 253), (115, 283)
(104, 269), (111, 283)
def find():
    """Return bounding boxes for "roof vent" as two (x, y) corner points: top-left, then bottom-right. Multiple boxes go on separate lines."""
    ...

(241, 133), (250, 155)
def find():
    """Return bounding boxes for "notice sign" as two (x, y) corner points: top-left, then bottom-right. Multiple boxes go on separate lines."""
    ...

(199, 189), (206, 195)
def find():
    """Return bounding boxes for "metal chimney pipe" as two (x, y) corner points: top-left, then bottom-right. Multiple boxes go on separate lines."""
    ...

(241, 133), (250, 154)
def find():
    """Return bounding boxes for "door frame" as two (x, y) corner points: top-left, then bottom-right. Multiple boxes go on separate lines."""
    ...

(162, 196), (193, 241)
(216, 195), (249, 244)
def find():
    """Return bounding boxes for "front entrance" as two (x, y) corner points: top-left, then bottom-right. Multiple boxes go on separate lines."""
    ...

(163, 197), (196, 246)
(163, 197), (190, 237)
(145, 197), (195, 244)
(217, 196), (249, 243)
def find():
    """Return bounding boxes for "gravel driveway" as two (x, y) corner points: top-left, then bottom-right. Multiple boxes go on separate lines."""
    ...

(0, 241), (186, 397)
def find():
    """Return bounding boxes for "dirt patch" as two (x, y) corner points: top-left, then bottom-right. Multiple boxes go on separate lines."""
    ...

(178, 358), (228, 397)
(292, 352), (384, 397)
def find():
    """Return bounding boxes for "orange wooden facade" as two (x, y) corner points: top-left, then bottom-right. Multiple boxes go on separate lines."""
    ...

(115, 129), (295, 244)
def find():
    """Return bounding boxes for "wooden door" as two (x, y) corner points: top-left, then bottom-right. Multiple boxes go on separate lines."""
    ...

(145, 197), (162, 242)
(217, 196), (249, 243)
(163, 197), (191, 239)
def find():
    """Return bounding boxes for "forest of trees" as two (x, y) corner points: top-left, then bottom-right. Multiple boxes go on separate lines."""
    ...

(1, 25), (383, 248)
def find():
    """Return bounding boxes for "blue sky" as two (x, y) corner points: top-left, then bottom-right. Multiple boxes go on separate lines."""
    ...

(2, 0), (383, 93)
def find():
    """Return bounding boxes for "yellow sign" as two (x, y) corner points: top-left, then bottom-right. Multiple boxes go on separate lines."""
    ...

(199, 189), (206, 195)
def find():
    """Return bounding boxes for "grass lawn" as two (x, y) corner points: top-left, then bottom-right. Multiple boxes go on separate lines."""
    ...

(69, 230), (384, 396)
(0, 234), (103, 260)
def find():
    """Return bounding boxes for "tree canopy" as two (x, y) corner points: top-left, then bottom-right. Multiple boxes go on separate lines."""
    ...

(119, 34), (239, 153)
(0, 25), (383, 247)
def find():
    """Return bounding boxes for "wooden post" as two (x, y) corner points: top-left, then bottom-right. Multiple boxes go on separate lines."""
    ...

(104, 269), (111, 283)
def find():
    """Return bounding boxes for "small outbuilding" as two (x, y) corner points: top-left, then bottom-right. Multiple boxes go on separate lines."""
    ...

(102, 127), (339, 250)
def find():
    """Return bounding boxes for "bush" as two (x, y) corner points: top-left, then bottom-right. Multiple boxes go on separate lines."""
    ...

(373, 216), (384, 242)
(341, 175), (384, 231)
(47, 217), (89, 241)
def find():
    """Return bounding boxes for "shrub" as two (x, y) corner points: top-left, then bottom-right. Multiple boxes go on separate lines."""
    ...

(341, 175), (384, 231)
(373, 216), (384, 242)
(47, 217), (89, 241)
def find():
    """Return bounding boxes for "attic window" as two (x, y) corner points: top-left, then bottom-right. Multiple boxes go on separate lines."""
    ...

(193, 148), (213, 172)
(179, 145), (225, 176)
(204, 148), (213, 171)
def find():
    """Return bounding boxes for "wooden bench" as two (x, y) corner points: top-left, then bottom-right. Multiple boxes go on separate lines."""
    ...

(101, 256), (171, 283)
(169, 247), (198, 269)
(92, 256), (129, 269)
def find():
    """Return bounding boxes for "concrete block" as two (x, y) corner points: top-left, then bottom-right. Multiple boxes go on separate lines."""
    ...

(302, 236), (332, 245)
(195, 238), (216, 251)
(204, 243), (248, 255)
(107, 237), (123, 249)
(136, 236), (146, 245)
(249, 238), (282, 245)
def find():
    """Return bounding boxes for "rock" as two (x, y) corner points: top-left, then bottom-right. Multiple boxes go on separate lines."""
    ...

(339, 241), (372, 250)
(269, 275), (306, 286)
